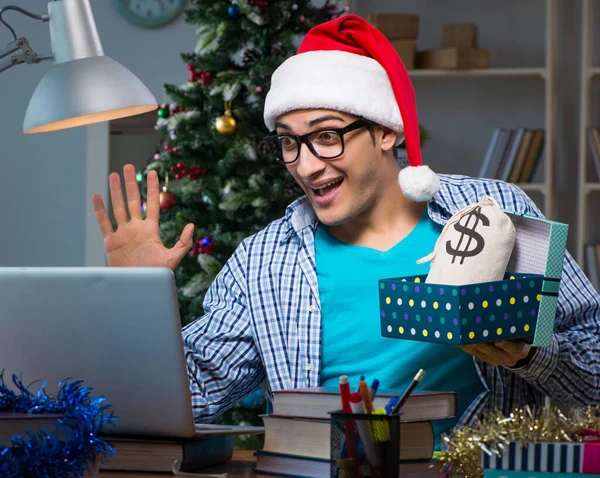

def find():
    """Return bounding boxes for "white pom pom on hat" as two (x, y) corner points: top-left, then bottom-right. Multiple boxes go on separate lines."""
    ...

(263, 14), (440, 202)
(398, 165), (441, 203)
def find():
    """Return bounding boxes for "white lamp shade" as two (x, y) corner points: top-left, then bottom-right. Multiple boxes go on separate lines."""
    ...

(23, 55), (157, 134)
(23, 0), (157, 134)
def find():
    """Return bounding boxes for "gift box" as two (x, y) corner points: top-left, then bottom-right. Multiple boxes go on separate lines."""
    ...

(442, 22), (479, 48)
(366, 13), (419, 40)
(391, 39), (416, 70)
(484, 471), (600, 478)
(482, 440), (600, 475)
(378, 212), (568, 347)
(417, 47), (490, 69)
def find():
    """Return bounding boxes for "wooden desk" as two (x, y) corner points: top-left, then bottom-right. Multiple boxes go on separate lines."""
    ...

(101, 450), (266, 477)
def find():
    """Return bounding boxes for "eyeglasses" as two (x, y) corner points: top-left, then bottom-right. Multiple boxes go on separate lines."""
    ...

(262, 118), (373, 164)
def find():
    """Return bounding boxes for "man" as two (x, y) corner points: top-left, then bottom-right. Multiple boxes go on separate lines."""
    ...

(92, 15), (600, 447)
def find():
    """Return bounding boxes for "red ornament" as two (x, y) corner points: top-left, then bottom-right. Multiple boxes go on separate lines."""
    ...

(164, 144), (171, 151)
(176, 161), (186, 169)
(175, 174), (183, 180)
(170, 166), (178, 172)
(159, 189), (176, 209)
(250, 0), (268, 6)
(191, 237), (217, 256)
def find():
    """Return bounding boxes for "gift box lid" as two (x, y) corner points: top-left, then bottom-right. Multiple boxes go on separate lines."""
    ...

(503, 212), (568, 346)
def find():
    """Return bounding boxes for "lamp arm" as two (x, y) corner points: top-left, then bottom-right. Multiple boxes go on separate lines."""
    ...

(0, 5), (52, 74)
(0, 37), (52, 74)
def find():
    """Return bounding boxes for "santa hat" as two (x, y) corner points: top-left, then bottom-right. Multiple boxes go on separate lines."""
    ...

(264, 14), (440, 202)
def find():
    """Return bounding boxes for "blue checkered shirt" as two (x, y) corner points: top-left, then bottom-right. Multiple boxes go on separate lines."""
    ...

(182, 174), (600, 427)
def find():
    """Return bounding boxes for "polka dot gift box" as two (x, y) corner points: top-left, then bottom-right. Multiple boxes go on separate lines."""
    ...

(379, 212), (569, 347)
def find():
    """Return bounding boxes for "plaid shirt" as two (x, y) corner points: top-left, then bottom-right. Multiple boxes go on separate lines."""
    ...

(182, 174), (600, 427)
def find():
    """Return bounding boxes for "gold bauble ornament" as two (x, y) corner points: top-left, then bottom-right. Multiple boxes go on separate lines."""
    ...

(215, 100), (237, 135)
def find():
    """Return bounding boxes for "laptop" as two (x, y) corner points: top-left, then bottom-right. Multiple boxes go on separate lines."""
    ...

(0, 267), (262, 440)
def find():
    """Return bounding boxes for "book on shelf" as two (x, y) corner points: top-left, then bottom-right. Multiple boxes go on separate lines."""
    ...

(479, 127), (544, 183)
(271, 386), (457, 422)
(253, 450), (442, 478)
(584, 243), (600, 292)
(260, 414), (434, 461)
(497, 127), (526, 182)
(586, 127), (600, 182)
(507, 129), (535, 183)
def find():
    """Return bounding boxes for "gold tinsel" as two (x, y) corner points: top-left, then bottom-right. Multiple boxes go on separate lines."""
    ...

(436, 405), (600, 478)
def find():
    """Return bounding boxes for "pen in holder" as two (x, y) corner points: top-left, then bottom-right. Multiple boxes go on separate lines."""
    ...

(329, 409), (401, 478)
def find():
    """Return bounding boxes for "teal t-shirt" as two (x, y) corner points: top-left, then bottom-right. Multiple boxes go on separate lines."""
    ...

(315, 210), (486, 450)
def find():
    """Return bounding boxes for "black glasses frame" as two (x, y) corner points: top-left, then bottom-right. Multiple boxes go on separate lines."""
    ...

(262, 118), (373, 164)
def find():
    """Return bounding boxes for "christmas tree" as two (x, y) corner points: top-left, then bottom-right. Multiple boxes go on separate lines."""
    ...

(137, 0), (347, 449)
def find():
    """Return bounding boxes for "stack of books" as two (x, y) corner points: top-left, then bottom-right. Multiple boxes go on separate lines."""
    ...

(254, 386), (457, 477)
(478, 127), (545, 183)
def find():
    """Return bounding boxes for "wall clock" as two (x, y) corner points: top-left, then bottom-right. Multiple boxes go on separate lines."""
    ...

(113, 0), (187, 28)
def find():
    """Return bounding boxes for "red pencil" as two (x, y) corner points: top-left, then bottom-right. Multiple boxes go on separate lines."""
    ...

(339, 375), (358, 463)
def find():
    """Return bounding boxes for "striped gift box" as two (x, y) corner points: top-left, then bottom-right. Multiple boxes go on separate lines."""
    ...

(484, 471), (600, 478)
(482, 441), (600, 474)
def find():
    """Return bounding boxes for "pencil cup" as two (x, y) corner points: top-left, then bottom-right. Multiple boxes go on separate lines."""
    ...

(329, 410), (400, 478)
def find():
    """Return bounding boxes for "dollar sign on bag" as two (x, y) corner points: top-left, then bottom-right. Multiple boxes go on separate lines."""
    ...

(445, 206), (489, 264)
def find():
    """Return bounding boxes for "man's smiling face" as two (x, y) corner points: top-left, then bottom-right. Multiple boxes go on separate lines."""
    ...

(277, 109), (393, 226)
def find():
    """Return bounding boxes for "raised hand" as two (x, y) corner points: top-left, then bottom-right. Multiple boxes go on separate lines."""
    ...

(92, 164), (194, 269)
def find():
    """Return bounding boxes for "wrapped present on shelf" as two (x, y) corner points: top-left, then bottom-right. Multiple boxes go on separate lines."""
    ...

(391, 39), (416, 69)
(366, 13), (419, 40)
(442, 22), (479, 48)
(417, 46), (490, 69)
(379, 209), (569, 347)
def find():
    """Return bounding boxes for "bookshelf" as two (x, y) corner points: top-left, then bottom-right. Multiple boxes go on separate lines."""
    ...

(408, 67), (547, 79)
(352, 0), (558, 219)
(576, 0), (600, 267)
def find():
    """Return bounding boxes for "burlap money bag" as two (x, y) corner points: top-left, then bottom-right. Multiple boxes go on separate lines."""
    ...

(418, 195), (516, 285)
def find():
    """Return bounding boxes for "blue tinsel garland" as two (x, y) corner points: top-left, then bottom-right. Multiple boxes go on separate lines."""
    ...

(0, 371), (117, 478)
